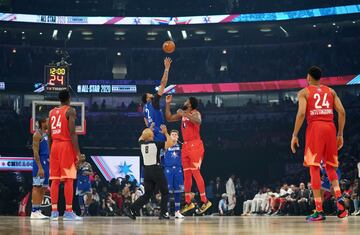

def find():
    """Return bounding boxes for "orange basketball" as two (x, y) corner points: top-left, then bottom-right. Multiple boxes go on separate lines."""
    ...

(162, 40), (175, 54)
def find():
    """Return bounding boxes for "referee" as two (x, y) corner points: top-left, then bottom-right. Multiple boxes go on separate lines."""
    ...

(125, 124), (176, 220)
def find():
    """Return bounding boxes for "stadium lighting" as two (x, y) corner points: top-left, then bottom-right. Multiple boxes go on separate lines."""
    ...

(114, 31), (126, 36)
(117, 52), (121, 56)
(313, 24), (317, 28)
(146, 37), (156, 41)
(332, 22), (336, 26)
(204, 37), (212, 41)
(195, 30), (206, 35)
(3, 30), (7, 33)
(82, 31), (93, 36)
(327, 43), (332, 48)
(12, 48), (16, 53)
(227, 29), (238, 34)
(181, 30), (187, 40)
(147, 32), (158, 36)
(67, 30), (72, 40)
(222, 49), (227, 54)
(353, 21), (356, 24)
(39, 32), (43, 35)
(167, 30), (173, 40)
(260, 28), (271, 32)
(52, 29), (58, 39)
(279, 26), (289, 37)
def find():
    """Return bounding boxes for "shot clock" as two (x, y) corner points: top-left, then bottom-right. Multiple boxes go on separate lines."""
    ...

(44, 65), (69, 92)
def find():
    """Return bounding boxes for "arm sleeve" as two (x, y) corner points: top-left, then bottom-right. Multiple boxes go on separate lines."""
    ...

(152, 94), (161, 110)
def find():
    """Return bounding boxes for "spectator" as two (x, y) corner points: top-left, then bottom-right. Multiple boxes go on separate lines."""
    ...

(296, 182), (310, 215)
(92, 175), (104, 192)
(87, 188), (100, 216)
(226, 175), (236, 214)
(218, 194), (228, 216)
(214, 177), (225, 209)
(351, 179), (359, 216)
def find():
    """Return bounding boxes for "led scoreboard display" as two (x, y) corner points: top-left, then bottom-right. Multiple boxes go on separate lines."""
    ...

(44, 65), (69, 92)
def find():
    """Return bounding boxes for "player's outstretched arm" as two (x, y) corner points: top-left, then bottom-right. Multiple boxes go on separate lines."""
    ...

(291, 89), (307, 153)
(161, 125), (176, 149)
(157, 57), (172, 96)
(68, 107), (81, 158)
(332, 89), (346, 150)
(165, 95), (181, 122)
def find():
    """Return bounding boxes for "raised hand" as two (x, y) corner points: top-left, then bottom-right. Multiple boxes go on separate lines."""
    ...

(164, 57), (172, 69)
(166, 95), (172, 103)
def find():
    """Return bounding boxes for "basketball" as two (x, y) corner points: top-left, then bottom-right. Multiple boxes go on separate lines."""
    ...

(162, 40), (175, 54)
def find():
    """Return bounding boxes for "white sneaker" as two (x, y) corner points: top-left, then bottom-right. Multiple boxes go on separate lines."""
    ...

(354, 210), (360, 216)
(175, 210), (185, 219)
(30, 210), (49, 220)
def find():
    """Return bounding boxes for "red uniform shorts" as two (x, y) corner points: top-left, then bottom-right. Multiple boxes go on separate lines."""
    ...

(304, 121), (338, 167)
(50, 141), (77, 180)
(182, 139), (204, 170)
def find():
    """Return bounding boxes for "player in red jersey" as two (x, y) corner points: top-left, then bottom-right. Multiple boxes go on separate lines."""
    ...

(165, 95), (212, 215)
(291, 66), (347, 222)
(48, 90), (82, 221)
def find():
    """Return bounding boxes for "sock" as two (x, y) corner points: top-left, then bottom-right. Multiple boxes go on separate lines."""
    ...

(314, 198), (323, 212)
(50, 179), (60, 212)
(85, 205), (89, 215)
(183, 170), (192, 204)
(79, 195), (85, 215)
(192, 169), (207, 203)
(32, 204), (40, 213)
(174, 192), (181, 211)
(64, 179), (74, 212)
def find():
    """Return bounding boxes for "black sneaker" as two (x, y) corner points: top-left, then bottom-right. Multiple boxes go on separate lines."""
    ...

(124, 207), (136, 220)
(159, 212), (170, 220)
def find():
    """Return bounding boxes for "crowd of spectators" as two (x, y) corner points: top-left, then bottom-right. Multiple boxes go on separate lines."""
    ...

(1, 38), (360, 85)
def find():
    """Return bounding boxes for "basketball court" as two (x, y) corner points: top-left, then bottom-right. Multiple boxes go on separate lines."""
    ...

(1, 216), (359, 234)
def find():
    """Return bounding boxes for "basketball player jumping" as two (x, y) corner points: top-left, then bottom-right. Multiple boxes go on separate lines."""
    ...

(142, 57), (172, 142)
(30, 118), (50, 219)
(291, 66), (347, 221)
(165, 95), (212, 215)
(48, 90), (82, 221)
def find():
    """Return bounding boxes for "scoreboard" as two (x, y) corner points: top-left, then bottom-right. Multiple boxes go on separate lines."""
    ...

(44, 65), (69, 92)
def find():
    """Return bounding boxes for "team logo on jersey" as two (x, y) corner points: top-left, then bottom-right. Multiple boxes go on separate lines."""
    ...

(56, 110), (59, 114)
(317, 88), (322, 92)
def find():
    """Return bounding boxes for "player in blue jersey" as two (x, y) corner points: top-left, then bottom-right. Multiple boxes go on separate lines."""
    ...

(31, 118), (50, 220)
(76, 154), (93, 216)
(162, 129), (185, 219)
(142, 57), (172, 142)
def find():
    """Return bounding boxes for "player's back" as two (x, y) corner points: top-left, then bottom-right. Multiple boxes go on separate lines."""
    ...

(49, 105), (71, 141)
(306, 85), (334, 124)
(181, 110), (201, 142)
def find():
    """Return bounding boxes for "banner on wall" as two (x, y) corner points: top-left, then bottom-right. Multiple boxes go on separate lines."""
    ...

(0, 157), (33, 171)
(91, 156), (140, 183)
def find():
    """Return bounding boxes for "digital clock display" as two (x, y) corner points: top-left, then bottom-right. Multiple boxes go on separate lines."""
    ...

(44, 66), (69, 92)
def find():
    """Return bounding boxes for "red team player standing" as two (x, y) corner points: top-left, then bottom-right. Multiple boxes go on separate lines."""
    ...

(291, 66), (347, 221)
(48, 90), (82, 221)
(165, 95), (212, 214)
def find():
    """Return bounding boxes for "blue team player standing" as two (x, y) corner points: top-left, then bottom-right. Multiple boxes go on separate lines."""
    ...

(76, 154), (93, 216)
(163, 130), (185, 219)
(142, 57), (172, 142)
(31, 118), (50, 220)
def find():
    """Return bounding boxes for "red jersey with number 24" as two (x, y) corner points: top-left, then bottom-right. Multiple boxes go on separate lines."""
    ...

(181, 110), (201, 142)
(49, 105), (71, 142)
(305, 85), (334, 124)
